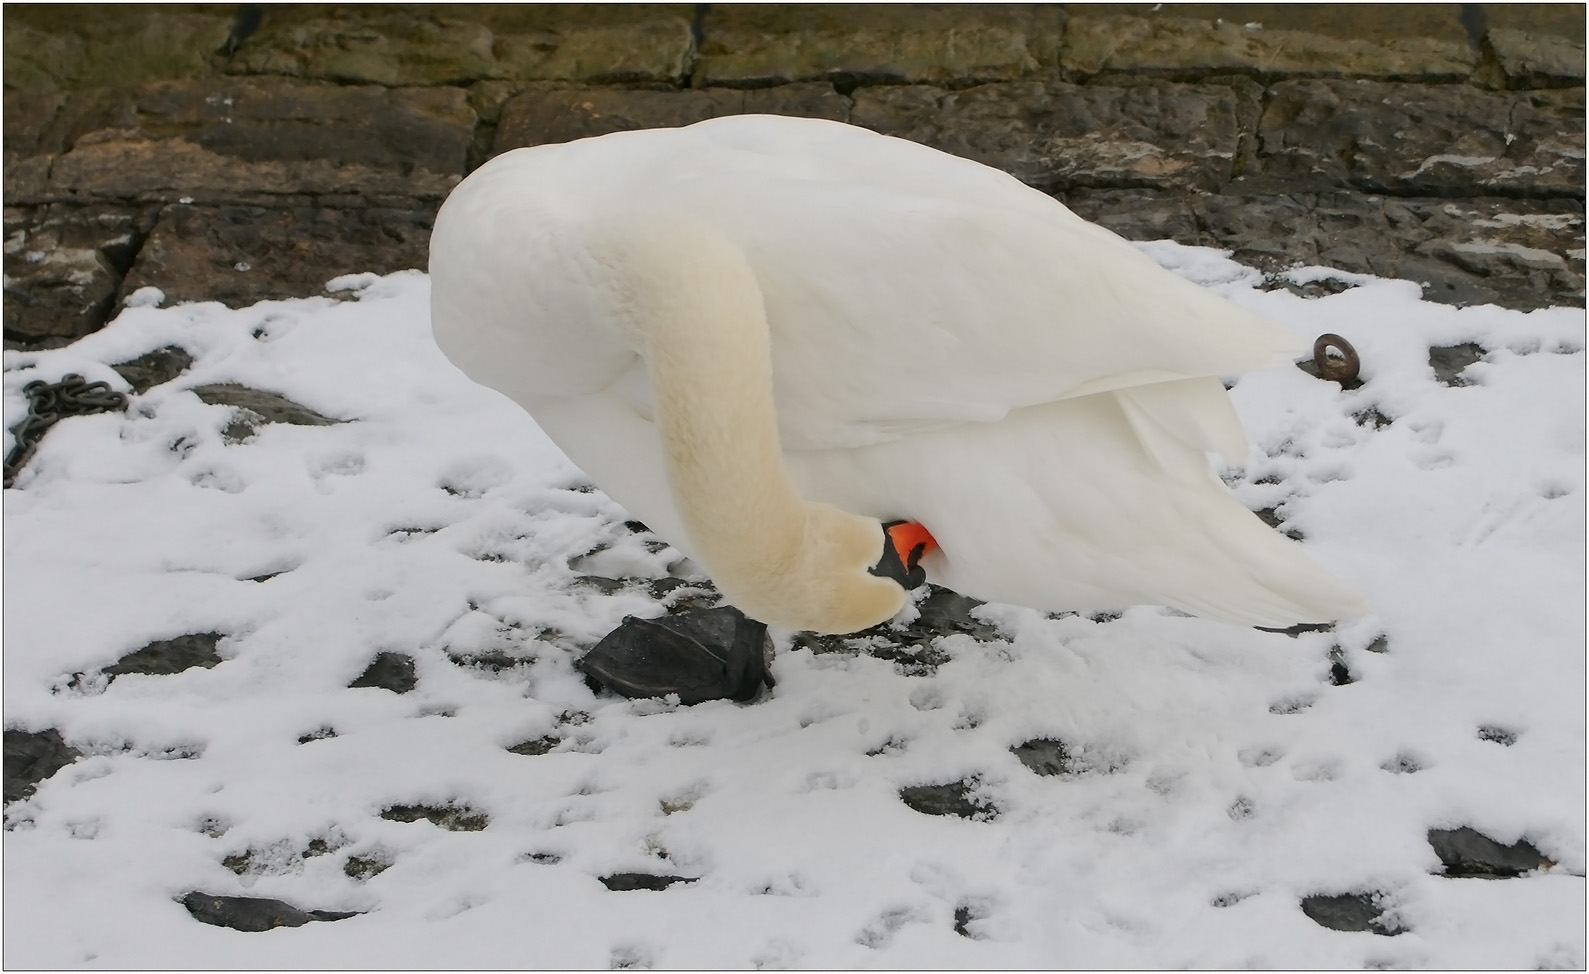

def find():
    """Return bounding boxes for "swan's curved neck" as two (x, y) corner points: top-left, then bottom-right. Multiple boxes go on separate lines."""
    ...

(599, 215), (905, 633)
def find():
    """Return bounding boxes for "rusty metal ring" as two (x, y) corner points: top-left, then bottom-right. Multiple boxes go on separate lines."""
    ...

(1313, 334), (1361, 385)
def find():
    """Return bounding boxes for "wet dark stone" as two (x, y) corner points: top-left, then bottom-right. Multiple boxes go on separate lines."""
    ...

(448, 648), (534, 673)
(1254, 506), (1305, 541)
(1255, 622), (1335, 637)
(1477, 725), (1518, 746)
(899, 779), (995, 820)
(181, 891), (359, 932)
(104, 632), (224, 680)
(572, 575), (719, 611)
(224, 837), (336, 876)
(577, 605), (772, 705)
(1011, 738), (1072, 776)
(4, 727), (82, 803)
(507, 735), (561, 756)
(109, 345), (194, 394)
(189, 383), (341, 444)
(244, 570), (288, 583)
(793, 583), (997, 676)
(348, 652), (417, 694)
(379, 802), (488, 831)
(296, 726), (336, 744)
(599, 872), (696, 891)
(1381, 753), (1424, 774)
(343, 855), (391, 881)
(1263, 275), (1359, 300)
(1300, 891), (1403, 935)
(952, 904), (979, 938)
(913, 585), (1002, 642)
(1364, 635), (1390, 654)
(647, 576), (721, 611)
(1269, 695), (1316, 715)
(572, 574), (625, 595)
(1328, 646), (1355, 686)
(1428, 826), (1550, 877)
(1353, 406), (1393, 429)
(522, 851), (563, 865)
(1429, 343), (1487, 386)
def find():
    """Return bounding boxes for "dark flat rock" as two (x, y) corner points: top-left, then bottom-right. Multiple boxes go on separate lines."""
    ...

(1011, 738), (1072, 777)
(189, 383), (341, 446)
(899, 779), (996, 820)
(1429, 343), (1487, 386)
(379, 802), (488, 831)
(347, 652), (416, 694)
(3, 727), (82, 804)
(110, 345), (194, 394)
(507, 735), (561, 756)
(1428, 826), (1550, 877)
(104, 632), (224, 680)
(1300, 891), (1403, 935)
(343, 855), (392, 881)
(599, 872), (696, 891)
(181, 891), (359, 932)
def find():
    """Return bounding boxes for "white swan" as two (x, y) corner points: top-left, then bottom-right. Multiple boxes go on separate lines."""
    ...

(429, 114), (1364, 634)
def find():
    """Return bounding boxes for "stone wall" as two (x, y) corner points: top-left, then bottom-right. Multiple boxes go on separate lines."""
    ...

(4, 3), (1584, 350)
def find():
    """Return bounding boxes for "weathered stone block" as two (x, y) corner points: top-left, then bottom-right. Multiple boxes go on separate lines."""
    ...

(4, 205), (155, 349)
(2, 8), (233, 90)
(1256, 80), (1585, 199)
(119, 204), (434, 308)
(1488, 29), (1588, 89)
(695, 4), (1064, 88)
(492, 22), (695, 85)
(22, 79), (473, 207)
(1062, 14), (1475, 80)
(224, 5), (694, 86)
(226, 11), (497, 86)
(853, 81), (1244, 192)
(493, 83), (849, 153)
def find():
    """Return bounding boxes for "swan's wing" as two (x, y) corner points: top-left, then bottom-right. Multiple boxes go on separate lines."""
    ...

(653, 117), (1301, 450)
(788, 389), (1365, 628)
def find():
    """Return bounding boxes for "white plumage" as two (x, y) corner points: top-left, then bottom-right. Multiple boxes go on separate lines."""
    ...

(429, 114), (1364, 633)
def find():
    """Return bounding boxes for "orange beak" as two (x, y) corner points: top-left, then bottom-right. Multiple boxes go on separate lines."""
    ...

(885, 520), (938, 565)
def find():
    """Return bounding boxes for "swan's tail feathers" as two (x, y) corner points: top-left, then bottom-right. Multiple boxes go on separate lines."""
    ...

(1168, 497), (1369, 628)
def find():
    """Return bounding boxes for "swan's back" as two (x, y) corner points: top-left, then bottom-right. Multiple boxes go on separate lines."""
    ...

(436, 115), (1298, 449)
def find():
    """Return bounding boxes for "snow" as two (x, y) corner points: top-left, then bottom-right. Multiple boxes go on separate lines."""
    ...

(4, 248), (1584, 969)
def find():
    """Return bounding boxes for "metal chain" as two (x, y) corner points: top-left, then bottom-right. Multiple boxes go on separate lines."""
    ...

(4, 375), (128, 488)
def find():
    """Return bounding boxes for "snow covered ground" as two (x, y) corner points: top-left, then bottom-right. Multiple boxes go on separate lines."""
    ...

(3, 246), (1583, 969)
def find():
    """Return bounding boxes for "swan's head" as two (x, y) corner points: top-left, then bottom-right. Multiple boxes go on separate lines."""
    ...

(707, 505), (932, 636)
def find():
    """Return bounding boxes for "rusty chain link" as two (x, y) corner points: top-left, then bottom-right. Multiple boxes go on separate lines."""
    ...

(4, 375), (128, 488)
